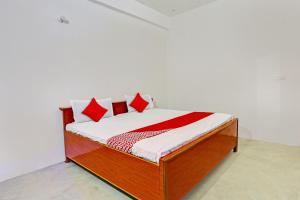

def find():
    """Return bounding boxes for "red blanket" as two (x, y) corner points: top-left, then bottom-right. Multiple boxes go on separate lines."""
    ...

(107, 112), (213, 153)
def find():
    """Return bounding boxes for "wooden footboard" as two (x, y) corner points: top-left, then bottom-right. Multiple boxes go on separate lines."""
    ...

(160, 119), (238, 199)
(60, 106), (238, 200)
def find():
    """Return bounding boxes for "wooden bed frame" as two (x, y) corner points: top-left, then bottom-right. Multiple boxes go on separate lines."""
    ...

(60, 101), (238, 200)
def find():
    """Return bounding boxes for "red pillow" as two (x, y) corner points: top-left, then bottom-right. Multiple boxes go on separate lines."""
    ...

(130, 93), (149, 113)
(82, 98), (108, 122)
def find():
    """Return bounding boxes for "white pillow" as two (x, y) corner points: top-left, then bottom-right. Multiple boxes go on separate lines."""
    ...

(125, 94), (154, 112)
(71, 98), (113, 123)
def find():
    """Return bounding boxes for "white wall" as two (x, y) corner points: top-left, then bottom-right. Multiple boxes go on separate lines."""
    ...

(167, 0), (300, 146)
(0, 0), (168, 182)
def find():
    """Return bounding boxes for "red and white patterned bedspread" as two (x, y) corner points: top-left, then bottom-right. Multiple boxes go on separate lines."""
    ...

(107, 112), (213, 153)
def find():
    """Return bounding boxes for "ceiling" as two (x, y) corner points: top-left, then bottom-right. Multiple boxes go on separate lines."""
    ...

(136, 0), (217, 16)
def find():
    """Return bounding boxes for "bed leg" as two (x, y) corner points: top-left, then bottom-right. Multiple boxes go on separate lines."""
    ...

(65, 157), (71, 163)
(233, 119), (239, 153)
(233, 146), (238, 153)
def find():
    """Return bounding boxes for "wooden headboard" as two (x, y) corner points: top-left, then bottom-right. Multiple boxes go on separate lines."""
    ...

(59, 101), (128, 130)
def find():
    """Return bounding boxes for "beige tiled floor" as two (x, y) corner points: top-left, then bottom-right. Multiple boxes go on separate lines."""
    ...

(0, 139), (299, 200)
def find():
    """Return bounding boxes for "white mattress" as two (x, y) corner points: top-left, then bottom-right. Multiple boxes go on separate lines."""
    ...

(66, 109), (233, 163)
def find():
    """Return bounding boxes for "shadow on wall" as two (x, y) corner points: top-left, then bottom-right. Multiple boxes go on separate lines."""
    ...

(88, 0), (169, 30)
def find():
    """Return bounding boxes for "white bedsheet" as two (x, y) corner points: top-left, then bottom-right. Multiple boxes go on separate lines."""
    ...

(66, 109), (233, 163)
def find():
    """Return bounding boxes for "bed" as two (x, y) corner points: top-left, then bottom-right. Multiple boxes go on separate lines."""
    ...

(60, 101), (238, 200)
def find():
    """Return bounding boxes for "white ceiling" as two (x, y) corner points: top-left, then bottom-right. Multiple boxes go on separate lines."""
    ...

(136, 0), (217, 16)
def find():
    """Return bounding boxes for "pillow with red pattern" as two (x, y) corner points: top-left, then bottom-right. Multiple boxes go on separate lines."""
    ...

(82, 98), (108, 122)
(129, 93), (149, 113)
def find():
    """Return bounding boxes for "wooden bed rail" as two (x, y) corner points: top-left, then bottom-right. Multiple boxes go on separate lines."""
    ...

(161, 119), (238, 162)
